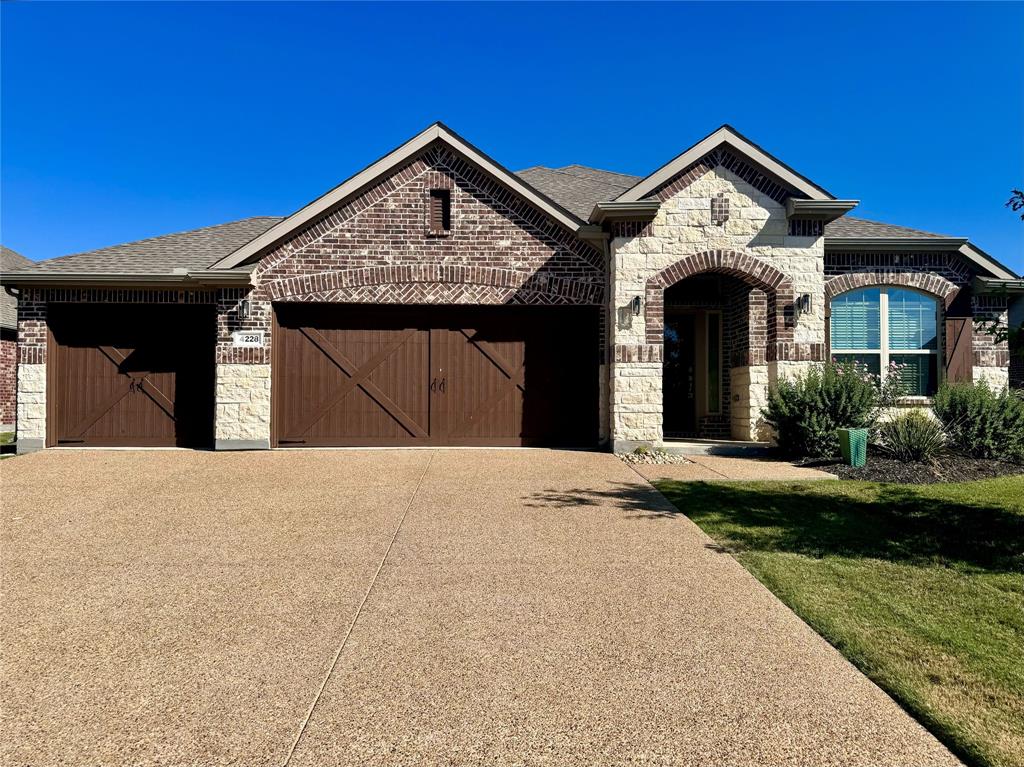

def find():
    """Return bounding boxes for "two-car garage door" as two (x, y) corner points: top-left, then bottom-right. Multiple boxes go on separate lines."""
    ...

(273, 305), (598, 447)
(46, 303), (598, 448)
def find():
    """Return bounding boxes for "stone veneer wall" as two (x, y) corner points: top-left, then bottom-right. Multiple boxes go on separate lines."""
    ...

(609, 164), (825, 449)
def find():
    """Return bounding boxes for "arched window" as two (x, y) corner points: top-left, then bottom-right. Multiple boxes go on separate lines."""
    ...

(830, 287), (939, 396)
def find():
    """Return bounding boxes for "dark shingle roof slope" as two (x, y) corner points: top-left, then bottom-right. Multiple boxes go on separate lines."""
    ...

(825, 216), (951, 240)
(516, 165), (641, 219)
(29, 217), (283, 274)
(1, 246), (34, 328)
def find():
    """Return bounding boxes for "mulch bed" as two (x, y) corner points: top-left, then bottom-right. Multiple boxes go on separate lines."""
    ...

(799, 452), (1024, 484)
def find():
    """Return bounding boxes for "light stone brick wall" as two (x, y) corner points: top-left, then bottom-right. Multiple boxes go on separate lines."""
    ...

(215, 364), (271, 446)
(974, 365), (1010, 390)
(16, 363), (46, 449)
(729, 365), (769, 441)
(610, 165), (825, 448)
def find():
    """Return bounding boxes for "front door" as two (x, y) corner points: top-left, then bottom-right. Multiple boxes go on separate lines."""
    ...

(663, 313), (697, 437)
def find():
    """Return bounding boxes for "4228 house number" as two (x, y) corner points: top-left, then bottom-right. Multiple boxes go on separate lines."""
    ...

(231, 331), (265, 348)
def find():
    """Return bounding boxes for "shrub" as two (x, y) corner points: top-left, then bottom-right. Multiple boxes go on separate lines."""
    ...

(765, 361), (881, 458)
(933, 381), (1024, 462)
(878, 410), (946, 463)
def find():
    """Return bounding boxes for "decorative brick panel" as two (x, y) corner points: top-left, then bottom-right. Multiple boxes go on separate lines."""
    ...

(647, 147), (793, 205)
(613, 344), (663, 363)
(824, 269), (960, 307)
(825, 252), (972, 286)
(241, 141), (606, 364)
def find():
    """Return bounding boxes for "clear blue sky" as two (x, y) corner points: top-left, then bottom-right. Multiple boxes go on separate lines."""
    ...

(2, 2), (1022, 273)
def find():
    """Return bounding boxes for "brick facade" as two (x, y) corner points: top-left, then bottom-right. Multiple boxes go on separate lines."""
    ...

(8, 134), (1017, 453)
(0, 330), (16, 427)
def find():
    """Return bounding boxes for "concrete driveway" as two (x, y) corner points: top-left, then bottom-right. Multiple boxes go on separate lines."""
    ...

(1, 449), (957, 766)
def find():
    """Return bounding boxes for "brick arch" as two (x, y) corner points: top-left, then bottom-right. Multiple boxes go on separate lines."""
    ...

(825, 271), (960, 307)
(644, 250), (795, 348)
(261, 264), (603, 305)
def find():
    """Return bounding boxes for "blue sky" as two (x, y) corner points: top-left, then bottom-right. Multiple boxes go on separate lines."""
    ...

(2, 2), (1022, 273)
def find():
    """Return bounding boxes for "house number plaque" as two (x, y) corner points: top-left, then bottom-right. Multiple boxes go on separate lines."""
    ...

(232, 331), (265, 348)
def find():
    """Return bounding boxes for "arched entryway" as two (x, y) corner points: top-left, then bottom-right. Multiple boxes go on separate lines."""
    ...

(646, 250), (794, 440)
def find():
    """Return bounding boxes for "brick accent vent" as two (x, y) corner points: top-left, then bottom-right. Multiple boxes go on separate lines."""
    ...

(711, 193), (729, 226)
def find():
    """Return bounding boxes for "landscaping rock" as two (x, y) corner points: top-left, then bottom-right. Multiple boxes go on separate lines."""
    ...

(618, 449), (692, 466)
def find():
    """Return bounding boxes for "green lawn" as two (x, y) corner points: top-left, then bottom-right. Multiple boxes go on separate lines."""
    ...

(653, 476), (1024, 767)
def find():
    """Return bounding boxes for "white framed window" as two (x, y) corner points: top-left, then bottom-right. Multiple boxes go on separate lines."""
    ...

(830, 287), (940, 396)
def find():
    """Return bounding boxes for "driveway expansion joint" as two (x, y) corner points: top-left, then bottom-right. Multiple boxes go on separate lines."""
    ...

(280, 449), (436, 766)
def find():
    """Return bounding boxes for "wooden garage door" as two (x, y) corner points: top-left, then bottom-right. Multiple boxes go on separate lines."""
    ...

(49, 304), (216, 448)
(273, 305), (598, 447)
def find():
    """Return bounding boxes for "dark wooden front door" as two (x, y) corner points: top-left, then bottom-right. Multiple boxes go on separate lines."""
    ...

(49, 304), (216, 447)
(663, 313), (697, 437)
(273, 305), (597, 447)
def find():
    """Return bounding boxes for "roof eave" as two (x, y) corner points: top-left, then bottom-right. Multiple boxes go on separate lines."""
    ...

(824, 238), (1017, 280)
(0, 270), (253, 288)
(824, 237), (968, 251)
(974, 276), (1024, 294)
(615, 125), (835, 204)
(589, 200), (661, 225)
(211, 122), (588, 270)
(786, 199), (859, 222)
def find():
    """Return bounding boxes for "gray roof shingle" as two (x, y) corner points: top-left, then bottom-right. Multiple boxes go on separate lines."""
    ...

(28, 217), (283, 275)
(824, 216), (952, 240)
(1, 246), (34, 328)
(515, 165), (640, 219)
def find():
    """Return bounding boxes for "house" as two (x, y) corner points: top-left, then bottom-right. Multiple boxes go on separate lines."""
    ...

(2, 123), (1019, 453)
(1, 245), (34, 432)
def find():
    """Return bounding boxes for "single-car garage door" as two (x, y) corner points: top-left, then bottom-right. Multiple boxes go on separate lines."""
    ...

(273, 304), (598, 447)
(48, 304), (216, 448)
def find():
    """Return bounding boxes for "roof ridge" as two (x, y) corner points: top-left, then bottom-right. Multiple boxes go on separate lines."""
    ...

(557, 164), (640, 180)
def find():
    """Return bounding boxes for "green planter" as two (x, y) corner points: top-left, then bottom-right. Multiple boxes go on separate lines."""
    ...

(838, 428), (868, 467)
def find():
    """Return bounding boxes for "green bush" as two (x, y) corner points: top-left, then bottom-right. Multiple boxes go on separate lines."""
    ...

(932, 381), (1024, 462)
(878, 410), (946, 463)
(765, 361), (881, 458)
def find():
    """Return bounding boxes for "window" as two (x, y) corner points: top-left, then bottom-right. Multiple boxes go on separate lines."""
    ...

(706, 312), (721, 413)
(428, 188), (451, 233)
(830, 287), (939, 396)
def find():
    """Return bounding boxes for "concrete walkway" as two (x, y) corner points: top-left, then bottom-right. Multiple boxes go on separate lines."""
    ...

(1, 450), (954, 766)
(633, 454), (838, 482)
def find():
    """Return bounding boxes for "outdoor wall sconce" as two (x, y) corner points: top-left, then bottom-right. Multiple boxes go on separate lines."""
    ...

(239, 298), (251, 320)
(795, 293), (812, 317)
(631, 295), (642, 316)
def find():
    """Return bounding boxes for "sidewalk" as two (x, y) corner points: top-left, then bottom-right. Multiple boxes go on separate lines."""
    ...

(632, 454), (838, 482)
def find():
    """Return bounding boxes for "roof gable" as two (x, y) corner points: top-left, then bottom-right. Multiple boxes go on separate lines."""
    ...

(615, 125), (834, 204)
(212, 123), (587, 271)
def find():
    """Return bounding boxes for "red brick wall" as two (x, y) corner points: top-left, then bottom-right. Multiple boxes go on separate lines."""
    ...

(0, 331), (16, 426)
(217, 142), (606, 365)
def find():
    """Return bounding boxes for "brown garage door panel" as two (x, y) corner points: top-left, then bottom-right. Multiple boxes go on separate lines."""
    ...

(274, 306), (431, 446)
(273, 305), (598, 447)
(49, 304), (215, 448)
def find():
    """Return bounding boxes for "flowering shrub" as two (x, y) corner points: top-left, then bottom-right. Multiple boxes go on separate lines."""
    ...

(765, 360), (887, 458)
(933, 381), (1024, 462)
